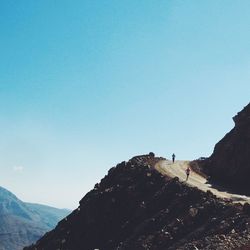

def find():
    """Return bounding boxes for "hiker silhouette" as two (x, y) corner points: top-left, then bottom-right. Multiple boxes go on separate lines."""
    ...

(186, 167), (191, 181)
(172, 153), (175, 163)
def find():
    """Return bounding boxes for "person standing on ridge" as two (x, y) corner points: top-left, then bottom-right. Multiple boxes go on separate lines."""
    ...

(172, 153), (175, 163)
(186, 166), (191, 181)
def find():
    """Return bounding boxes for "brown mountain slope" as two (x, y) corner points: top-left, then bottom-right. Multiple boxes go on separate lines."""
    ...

(25, 155), (250, 250)
(202, 103), (250, 193)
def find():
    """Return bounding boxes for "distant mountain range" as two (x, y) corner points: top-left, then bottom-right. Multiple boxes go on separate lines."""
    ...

(0, 186), (70, 250)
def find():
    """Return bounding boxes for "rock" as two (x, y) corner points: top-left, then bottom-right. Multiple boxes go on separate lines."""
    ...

(149, 152), (155, 158)
(203, 103), (250, 192)
(189, 207), (199, 217)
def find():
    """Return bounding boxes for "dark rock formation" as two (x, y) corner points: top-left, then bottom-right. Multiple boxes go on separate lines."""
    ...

(0, 186), (70, 250)
(25, 155), (250, 250)
(203, 103), (250, 192)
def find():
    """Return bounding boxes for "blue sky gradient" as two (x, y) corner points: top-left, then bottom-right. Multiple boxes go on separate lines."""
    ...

(0, 0), (250, 208)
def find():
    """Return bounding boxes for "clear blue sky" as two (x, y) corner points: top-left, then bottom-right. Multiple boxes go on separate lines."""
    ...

(0, 0), (250, 209)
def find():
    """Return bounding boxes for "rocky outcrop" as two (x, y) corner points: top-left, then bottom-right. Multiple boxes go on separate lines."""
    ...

(204, 103), (250, 192)
(25, 155), (250, 250)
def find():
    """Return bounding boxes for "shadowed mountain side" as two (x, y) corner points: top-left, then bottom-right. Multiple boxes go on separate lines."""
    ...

(0, 186), (70, 250)
(197, 103), (250, 193)
(25, 155), (250, 250)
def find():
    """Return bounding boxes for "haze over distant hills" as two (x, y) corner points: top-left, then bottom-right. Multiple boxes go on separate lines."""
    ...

(0, 186), (70, 250)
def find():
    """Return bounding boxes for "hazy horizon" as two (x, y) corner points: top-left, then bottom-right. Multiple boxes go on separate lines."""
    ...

(0, 0), (250, 209)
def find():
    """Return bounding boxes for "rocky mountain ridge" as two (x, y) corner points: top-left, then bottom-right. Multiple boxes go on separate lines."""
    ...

(25, 155), (250, 250)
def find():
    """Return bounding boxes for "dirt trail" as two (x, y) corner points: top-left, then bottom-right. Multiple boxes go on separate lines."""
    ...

(155, 160), (250, 204)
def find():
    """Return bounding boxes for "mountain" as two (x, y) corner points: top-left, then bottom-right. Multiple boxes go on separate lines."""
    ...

(25, 203), (70, 229)
(0, 186), (70, 250)
(201, 103), (250, 192)
(24, 155), (250, 250)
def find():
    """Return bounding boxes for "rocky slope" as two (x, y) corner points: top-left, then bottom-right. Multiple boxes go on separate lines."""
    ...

(25, 155), (250, 250)
(200, 103), (250, 192)
(0, 186), (70, 250)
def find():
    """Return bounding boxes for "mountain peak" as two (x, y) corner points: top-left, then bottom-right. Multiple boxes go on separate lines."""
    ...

(0, 186), (19, 200)
(233, 102), (250, 126)
(198, 102), (250, 193)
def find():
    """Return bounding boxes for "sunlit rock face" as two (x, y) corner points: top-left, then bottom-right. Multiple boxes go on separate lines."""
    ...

(205, 103), (250, 191)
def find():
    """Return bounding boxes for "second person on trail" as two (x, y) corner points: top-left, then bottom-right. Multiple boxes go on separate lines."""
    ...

(186, 167), (191, 181)
(172, 153), (175, 163)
